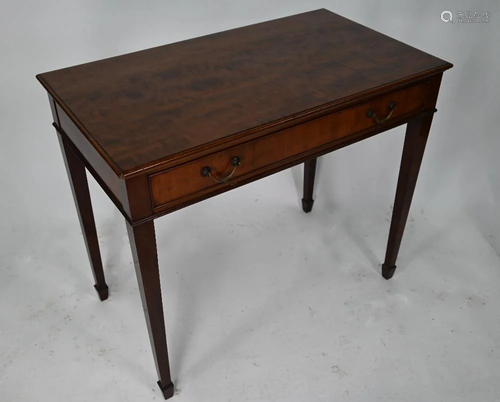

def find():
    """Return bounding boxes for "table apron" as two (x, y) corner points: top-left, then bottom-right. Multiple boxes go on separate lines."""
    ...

(149, 81), (430, 218)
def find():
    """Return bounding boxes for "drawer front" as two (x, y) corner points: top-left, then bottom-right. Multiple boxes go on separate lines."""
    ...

(150, 81), (429, 209)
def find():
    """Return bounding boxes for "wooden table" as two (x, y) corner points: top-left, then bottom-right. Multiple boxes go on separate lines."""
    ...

(37, 9), (452, 399)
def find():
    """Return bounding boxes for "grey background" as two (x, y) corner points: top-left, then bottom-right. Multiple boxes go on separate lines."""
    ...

(1, 1), (499, 401)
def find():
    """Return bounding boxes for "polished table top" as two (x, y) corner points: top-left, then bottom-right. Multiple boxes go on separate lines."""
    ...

(36, 9), (451, 178)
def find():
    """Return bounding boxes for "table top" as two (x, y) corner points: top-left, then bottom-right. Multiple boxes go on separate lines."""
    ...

(37, 9), (452, 177)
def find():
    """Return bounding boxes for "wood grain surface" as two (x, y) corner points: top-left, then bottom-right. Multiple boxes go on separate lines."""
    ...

(37, 9), (452, 177)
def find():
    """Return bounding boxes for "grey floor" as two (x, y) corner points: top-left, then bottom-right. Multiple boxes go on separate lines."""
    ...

(1, 169), (499, 402)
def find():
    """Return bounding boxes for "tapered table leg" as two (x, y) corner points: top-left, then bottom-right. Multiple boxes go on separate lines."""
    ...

(58, 135), (108, 300)
(382, 114), (434, 279)
(302, 157), (318, 213)
(127, 220), (174, 400)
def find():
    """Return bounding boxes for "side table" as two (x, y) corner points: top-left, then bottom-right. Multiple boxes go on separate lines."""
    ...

(37, 9), (452, 399)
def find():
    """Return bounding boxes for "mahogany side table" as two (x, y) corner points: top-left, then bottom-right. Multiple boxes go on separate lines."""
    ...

(37, 9), (452, 399)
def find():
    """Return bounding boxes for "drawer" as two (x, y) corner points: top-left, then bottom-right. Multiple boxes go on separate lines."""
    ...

(150, 81), (429, 209)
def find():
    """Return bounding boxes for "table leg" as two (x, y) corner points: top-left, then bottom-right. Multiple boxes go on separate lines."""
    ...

(302, 157), (317, 213)
(382, 114), (433, 279)
(127, 220), (174, 400)
(58, 135), (108, 300)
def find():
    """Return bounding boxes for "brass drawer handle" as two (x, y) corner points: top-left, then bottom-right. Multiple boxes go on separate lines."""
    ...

(200, 156), (241, 184)
(367, 101), (397, 124)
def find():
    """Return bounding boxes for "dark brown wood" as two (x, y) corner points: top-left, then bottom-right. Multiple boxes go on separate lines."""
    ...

(122, 175), (154, 222)
(37, 9), (453, 400)
(36, 9), (452, 178)
(57, 133), (108, 300)
(302, 158), (318, 213)
(53, 103), (129, 224)
(382, 73), (443, 279)
(382, 115), (433, 279)
(54, 123), (133, 222)
(126, 221), (174, 399)
(133, 107), (439, 226)
(149, 81), (428, 210)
